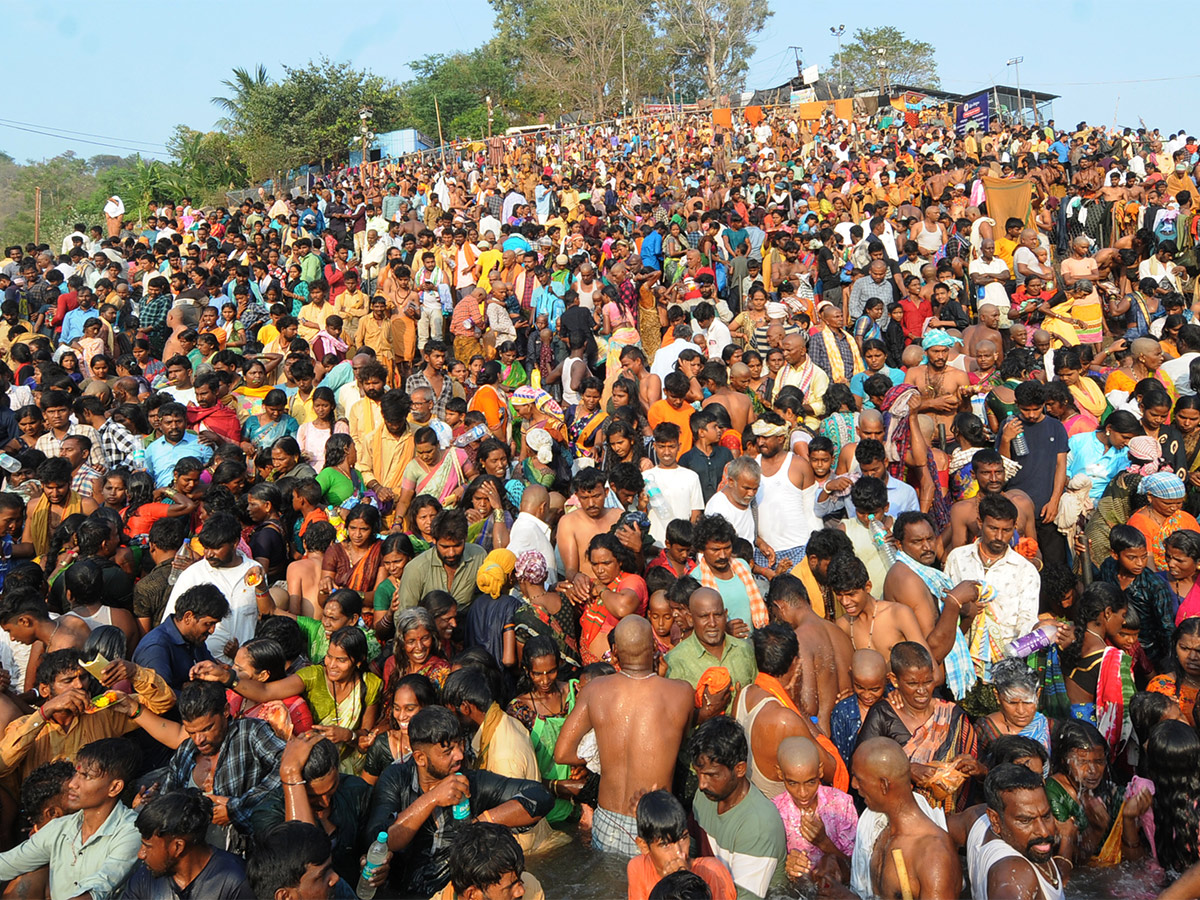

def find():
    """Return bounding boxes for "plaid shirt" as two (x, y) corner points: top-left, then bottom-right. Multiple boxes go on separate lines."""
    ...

(239, 295), (270, 336)
(70, 462), (105, 498)
(139, 293), (172, 354)
(99, 419), (145, 471)
(406, 369), (455, 420)
(161, 717), (284, 831)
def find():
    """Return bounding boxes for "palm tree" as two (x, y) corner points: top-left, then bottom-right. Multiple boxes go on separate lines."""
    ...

(212, 65), (270, 132)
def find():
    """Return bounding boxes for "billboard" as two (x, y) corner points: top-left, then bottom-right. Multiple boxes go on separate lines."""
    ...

(956, 92), (990, 135)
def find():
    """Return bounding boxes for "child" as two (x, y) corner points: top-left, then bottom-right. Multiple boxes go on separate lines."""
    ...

(645, 586), (680, 669)
(74, 318), (106, 370)
(286, 520), (337, 619)
(806, 435), (835, 493)
(193, 332), (220, 366)
(221, 301), (246, 349)
(643, 422), (703, 546)
(627, 790), (736, 900)
(818, 384), (857, 457)
(313, 314), (347, 364)
(666, 575), (698, 641)
(1113, 604), (1154, 688)
(772, 736), (857, 885)
(197, 306), (226, 350)
(1103, 525), (1170, 672)
(882, 301), (906, 367)
(829, 648), (889, 766)
(646, 518), (696, 580)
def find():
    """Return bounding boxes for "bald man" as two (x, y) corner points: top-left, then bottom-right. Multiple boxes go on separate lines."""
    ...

(701, 362), (753, 434)
(963, 303), (1004, 361)
(776, 736), (855, 885)
(847, 738), (959, 900)
(508, 484), (556, 587)
(555, 615), (694, 857)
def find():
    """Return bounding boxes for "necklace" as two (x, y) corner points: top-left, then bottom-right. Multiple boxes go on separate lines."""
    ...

(1085, 627), (1107, 645)
(618, 669), (655, 680)
(849, 606), (877, 651)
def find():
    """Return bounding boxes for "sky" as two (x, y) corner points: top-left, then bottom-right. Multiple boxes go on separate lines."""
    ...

(4, 1), (1198, 164)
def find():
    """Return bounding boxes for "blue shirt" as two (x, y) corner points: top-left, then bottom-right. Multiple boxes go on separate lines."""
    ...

(1067, 431), (1129, 500)
(531, 285), (564, 331)
(503, 234), (532, 254)
(59, 304), (99, 344)
(145, 432), (214, 488)
(640, 230), (664, 270)
(844, 474), (919, 518)
(850, 366), (904, 399)
(1049, 141), (1070, 163)
(132, 616), (215, 692)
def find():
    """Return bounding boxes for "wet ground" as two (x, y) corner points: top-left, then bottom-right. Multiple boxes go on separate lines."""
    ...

(531, 825), (1169, 899)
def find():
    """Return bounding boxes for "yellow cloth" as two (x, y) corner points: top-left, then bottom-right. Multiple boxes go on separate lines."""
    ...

(29, 492), (83, 560)
(348, 397), (381, 448)
(476, 549), (517, 599)
(357, 426), (415, 493)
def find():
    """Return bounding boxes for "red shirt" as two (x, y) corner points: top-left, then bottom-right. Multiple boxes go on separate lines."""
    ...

(898, 296), (932, 341)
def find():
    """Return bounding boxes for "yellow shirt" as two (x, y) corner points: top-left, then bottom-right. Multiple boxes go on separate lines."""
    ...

(348, 396), (381, 448)
(336, 288), (370, 320)
(297, 301), (334, 342)
(995, 237), (1019, 275)
(475, 249), (504, 292)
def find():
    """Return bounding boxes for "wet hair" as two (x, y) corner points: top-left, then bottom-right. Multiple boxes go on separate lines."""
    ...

(752, 624), (798, 678)
(83, 626), (127, 665)
(386, 673), (438, 730)
(177, 680), (228, 721)
(805, 527), (853, 562)
(75, 737), (140, 787)
(1063, 583), (1126, 670)
(689, 715), (747, 770)
(1148, 719), (1200, 870)
(826, 553), (868, 593)
(254, 615), (305, 663)
(1051, 719), (1107, 779)
(992, 657), (1039, 699)
(238, 638), (287, 681)
(409, 705), (463, 749)
(648, 871), (712, 900)
(448, 822), (525, 895)
(850, 476), (888, 515)
(247, 821), (332, 900)
(985, 735), (1049, 769)
(21, 760), (75, 826)
(984, 763), (1046, 814)
(636, 789), (688, 845)
(135, 789), (213, 844)
(442, 665), (494, 712)
(890, 641), (933, 674)
(175, 584), (231, 623)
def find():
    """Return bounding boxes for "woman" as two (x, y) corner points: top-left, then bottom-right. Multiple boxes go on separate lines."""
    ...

(1148, 619), (1200, 720)
(975, 658), (1053, 758)
(1044, 381), (1098, 440)
(511, 386), (567, 455)
(225, 637), (313, 739)
(122, 469), (196, 538)
(1083, 435), (1163, 568)
(730, 285), (769, 350)
(247, 483), (289, 583)
(984, 352), (1032, 435)
(1165, 529), (1200, 622)
(467, 361), (510, 443)
(506, 636), (581, 824)
(316, 434), (364, 511)
(371, 533), (416, 635)
(232, 358), (275, 419)
(497, 341), (527, 392)
(1062, 583), (1134, 757)
(1148, 719), (1200, 873)
(361, 673), (437, 786)
(579, 533), (647, 664)
(384, 607), (451, 688)
(565, 377), (607, 464)
(603, 418), (651, 472)
(1162, 395), (1200, 513)
(599, 283), (641, 402)
(242, 388), (298, 454)
(397, 426), (474, 512)
(1048, 719), (1152, 866)
(462, 474), (511, 551)
(283, 587), (381, 666)
(322, 504), (384, 610)
(296, 386), (348, 468)
(1055, 346), (1111, 424)
(856, 642), (981, 813)
(420, 589), (461, 659)
(282, 262), (309, 315)
(194, 626), (381, 774)
(1128, 472), (1200, 571)
(512, 550), (581, 672)
(405, 495), (441, 553)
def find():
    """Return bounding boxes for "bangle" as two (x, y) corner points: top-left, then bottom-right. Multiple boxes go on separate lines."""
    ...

(282, 780), (305, 786)
(227, 672), (239, 690)
(130, 704), (143, 720)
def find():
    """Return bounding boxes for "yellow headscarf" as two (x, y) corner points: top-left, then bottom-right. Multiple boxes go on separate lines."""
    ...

(476, 548), (517, 599)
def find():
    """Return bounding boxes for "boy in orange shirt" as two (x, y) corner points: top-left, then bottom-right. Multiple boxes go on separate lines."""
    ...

(628, 790), (736, 900)
(647, 371), (695, 453)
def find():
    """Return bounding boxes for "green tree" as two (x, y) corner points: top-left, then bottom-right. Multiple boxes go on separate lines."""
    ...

(401, 42), (519, 140)
(829, 26), (939, 92)
(212, 64), (271, 132)
(656, 0), (771, 98)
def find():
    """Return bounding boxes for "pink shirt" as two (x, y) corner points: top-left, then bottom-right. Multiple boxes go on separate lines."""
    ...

(771, 785), (858, 865)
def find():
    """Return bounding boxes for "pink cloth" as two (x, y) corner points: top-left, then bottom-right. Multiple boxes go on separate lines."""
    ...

(771, 784), (858, 865)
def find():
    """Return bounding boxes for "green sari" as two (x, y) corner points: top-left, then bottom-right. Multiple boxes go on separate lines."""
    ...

(506, 682), (579, 823)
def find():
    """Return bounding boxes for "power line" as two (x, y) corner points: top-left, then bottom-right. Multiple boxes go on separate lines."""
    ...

(0, 118), (167, 150)
(0, 121), (164, 156)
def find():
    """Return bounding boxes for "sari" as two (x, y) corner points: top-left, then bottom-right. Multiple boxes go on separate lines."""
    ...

(974, 711), (1053, 759)
(382, 653), (450, 689)
(1062, 410), (1100, 437)
(881, 386), (951, 530)
(1070, 646), (1135, 761)
(637, 283), (661, 359)
(468, 383), (510, 438)
(323, 539), (384, 596)
(297, 664), (383, 774)
(232, 384), (273, 420)
(500, 361), (528, 390)
(1084, 474), (1138, 569)
(1067, 376), (1110, 422)
(1147, 673), (1200, 721)
(512, 593), (582, 671)
(401, 448), (469, 506)
(601, 302), (641, 402)
(1128, 507), (1200, 570)
(506, 682), (579, 823)
(226, 691), (313, 740)
(467, 510), (513, 551)
(580, 572), (648, 664)
(867, 693), (977, 812)
(243, 414), (298, 451)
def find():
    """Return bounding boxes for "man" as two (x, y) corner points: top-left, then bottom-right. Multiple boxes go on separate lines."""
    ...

(690, 716), (786, 900)
(396, 508), (487, 613)
(970, 239), (1012, 310)
(245, 820), (340, 900)
(666, 588), (757, 716)
(124, 790), (254, 899)
(943, 449), (1038, 553)
(0, 649), (174, 782)
(700, 361), (752, 435)
(436, 821), (543, 900)
(770, 334), (828, 428)
(133, 584), (228, 693)
(0, 587), (90, 656)
(443, 667), (557, 853)
(35, 390), (105, 468)
(704, 456), (759, 548)
(557, 469), (623, 580)
(160, 514), (265, 663)
(145, 402), (214, 489)
(849, 738), (960, 900)
(406, 339), (457, 420)
(944, 495), (1040, 681)
(187, 371), (242, 445)
(252, 733), (376, 887)
(963, 303), (1005, 360)
(1162, 322), (1200, 397)
(506, 485), (556, 588)
(905, 333), (969, 431)
(132, 518), (189, 632)
(134, 680), (285, 837)
(556, 616), (693, 856)
(820, 439), (920, 523)
(0, 738), (142, 900)
(645, 422), (703, 545)
(358, 389), (417, 513)
(347, 359), (389, 447)
(752, 413), (817, 569)
(367, 707), (553, 897)
(848, 259), (896, 321)
(998, 381), (1069, 565)
(765, 573), (852, 733)
(967, 764), (1066, 900)
(808, 302), (864, 384)
(692, 514), (767, 632)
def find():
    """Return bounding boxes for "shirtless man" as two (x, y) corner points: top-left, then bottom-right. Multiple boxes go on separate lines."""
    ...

(557, 468), (623, 580)
(701, 361), (753, 434)
(287, 521), (334, 618)
(846, 738), (962, 900)
(905, 339), (970, 432)
(620, 346), (662, 408)
(555, 615), (693, 856)
(942, 449), (1037, 556)
(827, 553), (937, 669)
(963, 304), (1004, 360)
(736, 623), (841, 798)
(834, 409), (929, 491)
(764, 573), (850, 734)
(21, 458), (98, 558)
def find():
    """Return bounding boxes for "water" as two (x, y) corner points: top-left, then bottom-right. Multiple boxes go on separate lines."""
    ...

(529, 824), (1168, 899)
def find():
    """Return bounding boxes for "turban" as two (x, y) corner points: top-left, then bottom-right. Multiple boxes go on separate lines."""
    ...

(765, 301), (788, 319)
(751, 419), (788, 438)
(921, 329), (957, 350)
(514, 550), (548, 586)
(1139, 472), (1185, 500)
(1125, 436), (1163, 475)
(476, 548), (517, 599)
(526, 428), (554, 465)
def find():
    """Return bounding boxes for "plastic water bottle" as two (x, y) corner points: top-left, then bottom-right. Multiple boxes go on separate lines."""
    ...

(1005, 416), (1029, 457)
(0, 454), (19, 474)
(643, 473), (672, 522)
(356, 832), (390, 899)
(452, 798), (471, 820)
(867, 515), (897, 566)
(1005, 622), (1059, 658)
(454, 423), (489, 448)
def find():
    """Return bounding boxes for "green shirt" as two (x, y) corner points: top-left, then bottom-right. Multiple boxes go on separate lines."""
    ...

(395, 543), (487, 614)
(664, 632), (757, 714)
(317, 466), (360, 508)
(692, 785), (786, 900)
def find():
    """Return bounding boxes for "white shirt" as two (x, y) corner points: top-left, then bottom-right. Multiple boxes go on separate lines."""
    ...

(970, 256), (1011, 309)
(507, 512), (557, 588)
(645, 465), (703, 545)
(696, 318), (733, 358)
(944, 541), (1040, 670)
(704, 490), (755, 544)
(1163, 351), (1200, 397)
(161, 553), (259, 663)
(851, 793), (947, 900)
(650, 340), (688, 382)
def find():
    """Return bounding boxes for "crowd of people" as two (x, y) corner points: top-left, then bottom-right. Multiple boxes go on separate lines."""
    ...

(0, 105), (1200, 900)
